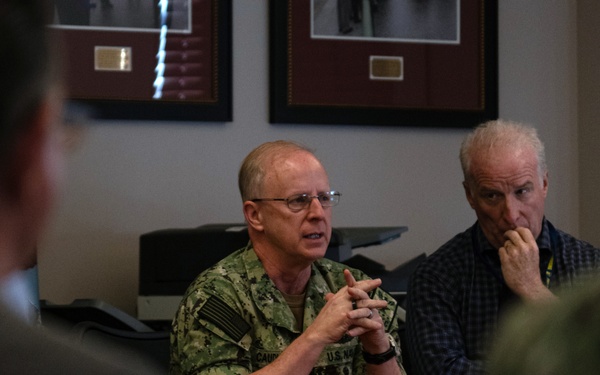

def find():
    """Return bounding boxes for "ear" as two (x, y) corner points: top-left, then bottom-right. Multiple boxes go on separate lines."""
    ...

(243, 201), (264, 233)
(463, 180), (476, 210)
(541, 171), (549, 197)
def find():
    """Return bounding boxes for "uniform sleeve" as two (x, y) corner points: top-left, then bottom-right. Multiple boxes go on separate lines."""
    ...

(378, 287), (405, 372)
(170, 291), (252, 375)
(405, 267), (485, 375)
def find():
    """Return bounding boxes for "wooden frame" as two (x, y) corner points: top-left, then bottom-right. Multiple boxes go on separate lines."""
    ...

(270, 0), (497, 127)
(52, 0), (232, 121)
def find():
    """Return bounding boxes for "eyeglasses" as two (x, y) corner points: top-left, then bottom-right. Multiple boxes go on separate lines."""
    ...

(251, 191), (341, 212)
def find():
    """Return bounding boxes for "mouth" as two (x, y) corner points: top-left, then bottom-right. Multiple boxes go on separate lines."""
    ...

(303, 232), (324, 240)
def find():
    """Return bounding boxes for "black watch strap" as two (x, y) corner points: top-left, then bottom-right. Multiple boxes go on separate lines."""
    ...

(362, 342), (396, 365)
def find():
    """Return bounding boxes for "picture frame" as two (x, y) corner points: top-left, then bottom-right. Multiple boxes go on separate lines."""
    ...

(52, 0), (232, 122)
(269, 0), (498, 128)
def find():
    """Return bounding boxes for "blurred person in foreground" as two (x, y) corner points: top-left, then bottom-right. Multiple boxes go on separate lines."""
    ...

(170, 140), (404, 374)
(0, 0), (159, 373)
(405, 119), (600, 374)
(488, 279), (600, 375)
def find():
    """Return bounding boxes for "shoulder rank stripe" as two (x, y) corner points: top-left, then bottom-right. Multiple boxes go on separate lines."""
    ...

(198, 295), (251, 342)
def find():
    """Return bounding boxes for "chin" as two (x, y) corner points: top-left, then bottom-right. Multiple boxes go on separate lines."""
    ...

(307, 248), (328, 262)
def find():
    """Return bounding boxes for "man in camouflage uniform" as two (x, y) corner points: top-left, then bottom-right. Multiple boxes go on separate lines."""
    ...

(171, 141), (404, 374)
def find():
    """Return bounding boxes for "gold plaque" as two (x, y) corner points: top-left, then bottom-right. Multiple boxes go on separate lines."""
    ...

(370, 56), (403, 81)
(94, 46), (132, 72)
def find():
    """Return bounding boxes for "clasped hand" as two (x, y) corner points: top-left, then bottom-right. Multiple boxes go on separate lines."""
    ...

(309, 269), (388, 346)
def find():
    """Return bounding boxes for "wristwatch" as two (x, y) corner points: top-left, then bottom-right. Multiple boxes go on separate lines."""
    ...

(362, 334), (397, 365)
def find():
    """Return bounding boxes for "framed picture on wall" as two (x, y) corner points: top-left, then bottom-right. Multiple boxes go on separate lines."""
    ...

(269, 0), (498, 127)
(51, 0), (232, 121)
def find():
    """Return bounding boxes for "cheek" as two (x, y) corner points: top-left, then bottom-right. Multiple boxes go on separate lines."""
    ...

(527, 200), (546, 223)
(474, 201), (495, 217)
(475, 205), (505, 228)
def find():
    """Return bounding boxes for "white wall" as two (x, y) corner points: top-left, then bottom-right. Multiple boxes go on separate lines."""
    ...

(38, 0), (580, 316)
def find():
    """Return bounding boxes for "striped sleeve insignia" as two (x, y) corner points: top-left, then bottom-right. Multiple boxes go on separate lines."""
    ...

(197, 295), (251, 342)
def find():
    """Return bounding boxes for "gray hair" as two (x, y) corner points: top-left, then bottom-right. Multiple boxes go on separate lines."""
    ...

(459, 119), (547, 184)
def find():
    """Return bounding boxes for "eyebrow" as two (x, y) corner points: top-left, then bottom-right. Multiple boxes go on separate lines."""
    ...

(515, 181), (535, 189)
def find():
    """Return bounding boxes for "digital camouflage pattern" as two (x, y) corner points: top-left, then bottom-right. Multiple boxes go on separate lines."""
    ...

(170, 243), (403, 374)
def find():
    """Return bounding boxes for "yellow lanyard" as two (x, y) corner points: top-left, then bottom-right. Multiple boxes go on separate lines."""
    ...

(545, 256), (554, 288)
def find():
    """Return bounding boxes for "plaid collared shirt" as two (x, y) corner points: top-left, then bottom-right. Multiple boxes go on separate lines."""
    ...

(405, 219), (600, 375)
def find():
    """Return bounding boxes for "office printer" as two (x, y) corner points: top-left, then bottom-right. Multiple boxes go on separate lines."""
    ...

(138, 224), (419, 328)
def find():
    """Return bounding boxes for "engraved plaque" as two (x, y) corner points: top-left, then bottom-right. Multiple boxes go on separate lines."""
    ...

(94, 46), (132, 72)
(370, 56), (403, 81)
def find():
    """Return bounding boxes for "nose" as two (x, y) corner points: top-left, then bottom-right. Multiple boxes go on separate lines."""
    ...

(502, 196), (520, 226)
(307, 196), (326, 218)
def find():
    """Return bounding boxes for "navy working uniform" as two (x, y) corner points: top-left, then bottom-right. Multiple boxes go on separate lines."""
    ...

(171, 244), (403, 374)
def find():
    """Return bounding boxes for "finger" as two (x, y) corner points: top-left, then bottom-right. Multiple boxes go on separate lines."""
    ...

(347, 296), (388, 311)
(346, 320), (383, 337)
(504, 228), (539, 257)
(347, 286), (370, 300)
(498, 246), (508, 263)
(350, 278), (382, 294)
(347, 307), (367, 319)
(514, 227), (536, 243)
(347, 285), (386, 302)
(504, 227), (534, 247)
(503, 230), (521, 246)
(501, 241), (514, 255)
(347, 306), (380, 319)
(344, 269), (356, 288)
(499, 243), (520, 261)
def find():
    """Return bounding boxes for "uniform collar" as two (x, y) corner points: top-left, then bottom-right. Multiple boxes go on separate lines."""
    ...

(243, 243), (332, 333)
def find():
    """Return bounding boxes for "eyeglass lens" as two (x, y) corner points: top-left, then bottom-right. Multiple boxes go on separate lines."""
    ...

(287, 192), (339, 210)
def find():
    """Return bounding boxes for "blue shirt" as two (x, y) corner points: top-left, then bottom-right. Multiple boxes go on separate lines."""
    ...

(405, 219), (600, 375)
